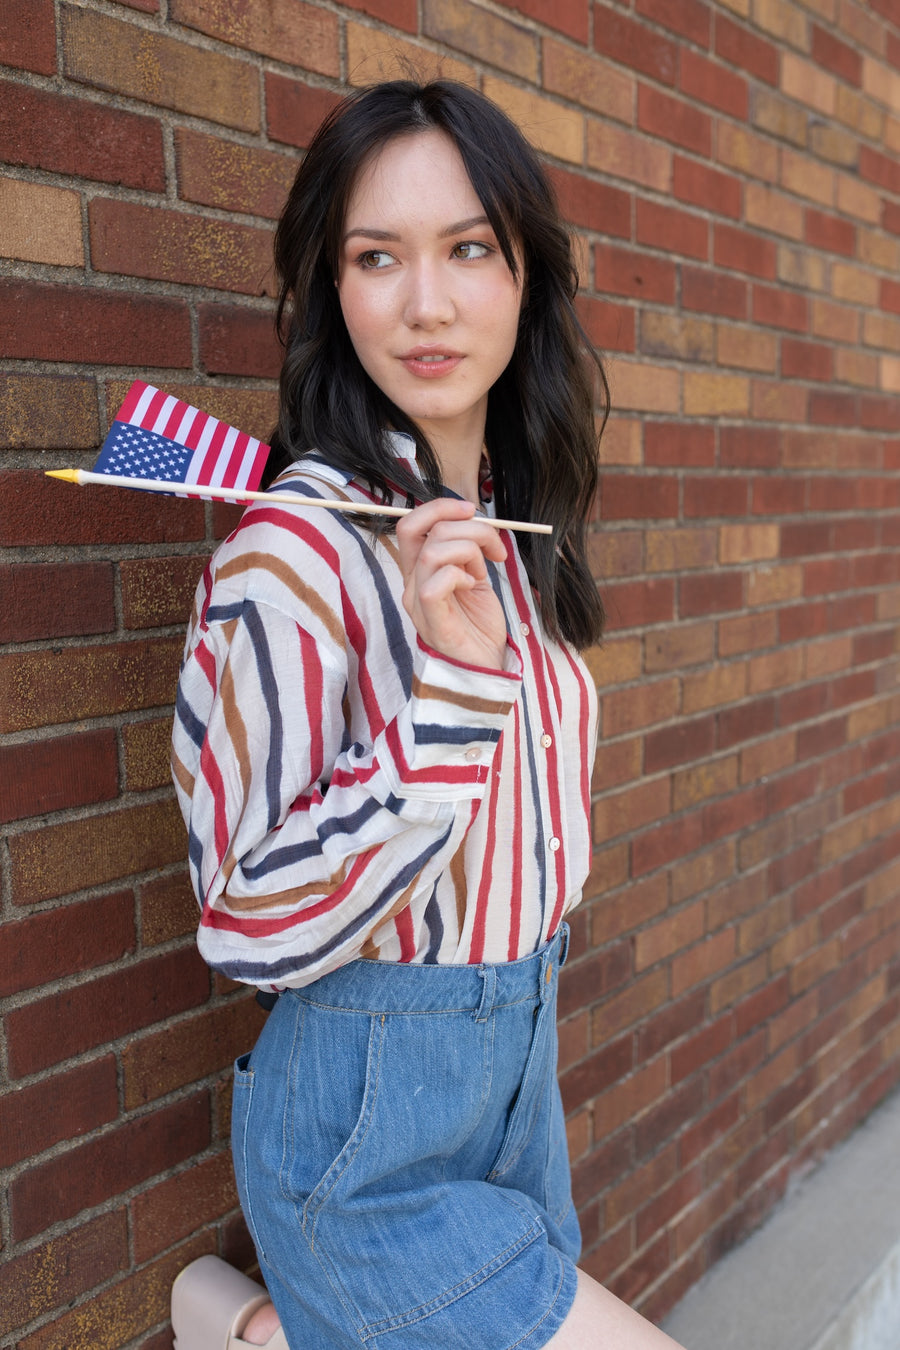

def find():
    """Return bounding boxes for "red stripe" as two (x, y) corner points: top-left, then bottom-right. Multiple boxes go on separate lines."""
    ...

(395, 905), (416, 962)
(559, 643), (593, 827)
(245, 439), (270, 491)
(139, 387), (168, 430)
(117, 380), (148, 423)
(199, 739), (231, 876)
(198, 419), (229, 484)
(468, 741), (500, 964)
(219, 432), (247, 490)
(194, 637), (218, 692)
(297, 626), (325, 783)
(184, 408), (211, 451)
(507, 709), (523, 960)
(202, 850), (375, 936)
(163, 398), (191, 441)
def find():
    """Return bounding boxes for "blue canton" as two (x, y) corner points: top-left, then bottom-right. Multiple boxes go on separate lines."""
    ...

(94, 423), (193, 482)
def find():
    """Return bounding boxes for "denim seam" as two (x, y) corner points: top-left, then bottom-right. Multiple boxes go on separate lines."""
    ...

(279, 999), (306, 1208)
(505, 1249), (571, 1350)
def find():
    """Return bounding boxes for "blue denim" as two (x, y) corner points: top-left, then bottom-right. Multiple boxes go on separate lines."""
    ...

(232, 927), (580, 1349)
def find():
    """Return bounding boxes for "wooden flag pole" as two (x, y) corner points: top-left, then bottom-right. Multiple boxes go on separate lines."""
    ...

(45, 469), (554, 535)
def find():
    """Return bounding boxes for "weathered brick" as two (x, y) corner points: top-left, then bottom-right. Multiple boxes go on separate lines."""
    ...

(682, 266), (748, 318)
(482, 77), (584, 164)
(0, 177), (82, 267)
(176, 128), (295, 219)
(684, 372), (751, 416)
(0, 729), (119, 825)
(171, 0), (338, 73)
(123, 994), (265, 1108)
(641, 312), (715, 363)
(680, 571), (744, 617)
(0, 0), (55, 74)
(595, 244), (676, 305)
(62, 5), (261, 131)
(0, 637), (182, 734)
(0, 890), (134, 998)
(645, 621), (716, 672)
(594, 4), (679, 85)
(0, 1056), (119, 1168)
(0, 561), (114, 643)
(11, 1094), (210, 1242)
(1, 471), (205, 546)
(132, 1148), (240, 1263)
(0, 1212), (128, 1335)
(543, 38), (633, 121)
(9, 796), (188, 905)
(602, 678), (680, 735)
(140, 870), (198, 946)
(346, 22), (478, 86)
(496, 0), (589, 42)
(646, 527), (719, 572)
(265, 73), (342, 152)
(424, 0), (537, 78)
(123, 717), (175, 792)
(0, 280), (191, 368)
(0, 81), (165, 189)
(121, 555), (204, 630)
(587, 120), (672, 191)
(593, 777), (671, 842)
(90, 199), (275, 296)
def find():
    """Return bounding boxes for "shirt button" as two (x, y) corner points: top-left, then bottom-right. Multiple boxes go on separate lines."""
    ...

(548, 836), (561, 851)
(520, 622), (530, 636)
(540, 733), (552, 748)
(465, 747), (482, 762)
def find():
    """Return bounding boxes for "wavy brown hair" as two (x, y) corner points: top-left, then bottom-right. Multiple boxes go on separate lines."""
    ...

(268, 79), (608, 649)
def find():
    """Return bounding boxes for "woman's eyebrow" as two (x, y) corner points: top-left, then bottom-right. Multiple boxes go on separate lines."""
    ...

(342, 215), (492, 245)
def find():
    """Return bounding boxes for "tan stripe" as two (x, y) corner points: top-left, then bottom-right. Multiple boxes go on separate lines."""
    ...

(222, 859), (351, 912)
(411, 673), (510, 717)
(170, 747), (195, 799)
(216, 551), (346, 650)
(450, 843), (467, 937)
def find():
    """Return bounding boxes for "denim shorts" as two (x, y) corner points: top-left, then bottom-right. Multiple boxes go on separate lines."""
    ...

(231, 926), (580, 1350)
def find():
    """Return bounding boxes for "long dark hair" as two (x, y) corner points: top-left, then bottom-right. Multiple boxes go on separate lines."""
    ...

(268, 79), (607, 649)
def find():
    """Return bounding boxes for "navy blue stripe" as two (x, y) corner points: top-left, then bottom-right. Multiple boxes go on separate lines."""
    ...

(205, 601), (245, 622)
(175, 684), (208, 751)
(422, 881), (444, 963)
(243, 602), (284, 832)
(413, 724), (500, 746)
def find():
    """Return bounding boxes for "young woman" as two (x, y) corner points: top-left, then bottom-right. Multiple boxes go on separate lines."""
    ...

(171, 79), (684, 1350)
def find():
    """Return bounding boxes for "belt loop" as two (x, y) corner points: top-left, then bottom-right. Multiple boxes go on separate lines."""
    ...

(474, 965), (496, 1022)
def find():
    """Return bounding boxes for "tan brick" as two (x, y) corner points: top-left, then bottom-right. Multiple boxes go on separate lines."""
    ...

(862, 56), (900, 115)
(810, 123), (860, 169)
(719, 0), (749, 14)
(609, 361), (681, 413)
(805, 635), (853, 679)
(749, 646), (805, 692)
(587, 121), (672, 191)
(740, 731), (796, 784)
(671, 841), (736, 905)
(738, 896), (791, 958)
(635, 900), (706, 971)
(483, 77), (583, 164)
(753, 89), (808, 147)
(831, 262), (879, 306)
(543, 38), (633, 122)
(599, 417), (643, 466)
(864, 312), (900, 353)
(424, 0), (537, 79)
(0, 373), (98, 450)
(777, 244), (827, 291)
(719, 610), (778, 656)
(593, 777), (671, 842)
(645, 622), (715, 673)
(752, 0), (809, 48)
(747, 564), (803, 606)
(751, 379), (808, 423)
(672, 929), (736, 996)
(781, 52), (837, 116)
(885, 113), (900, 156)
(745, 183), (804, 240)
(717, 122), (779, 181)
(0, 178), (82, 267)
(587, 637), (643, 685)
(835, 85), (883, 141)
(881, 357), (900, 392)
(719, 524), (779, 564)
(865, 858), (900, 910)
(170, 0), (339, 75)
(716, 324), (778, 373)
(175, 129), (296, 219)
(812, 298), (860, 344)
(641, 313), (714, 363)
(61, 5), (260, 132)
(346, 23), (477, 85)
(709, 953), (767, 1013)
(674, 756), (739, 811)
(683, 663), (747, 714)
(780, 148), (835, 205)
(602, 678), (680, 735)
(683, 373), (750, 417)
(646, 528), (718, 573)
(859, 226), (900, 271)
(847, 700), (889, 744)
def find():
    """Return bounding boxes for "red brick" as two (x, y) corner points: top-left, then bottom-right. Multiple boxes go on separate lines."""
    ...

(558, 942), (632, 1021)
(806, 207), (856, 256)
(637, 0), (709, 43)
(175, 127), (295, 221)
(6, 946), (208, 1078)
(883, 200), (900, 237)
(639, 84), (712, 156)
(644, 421), (715, 466)
(560, 1036), (634, 1113)
(140, 871), (198, 946)
(684, 477), (749, 517)
(637, 199), (708, 259)
(634, 1078), (705, 1160)
(809, 391), (858, 426)
(594, 244), (676, 304)
(8, 796), (188, 905)
(90, 199), (275, 296)
(120, 555), (204, 629)
(679, 571), (743, 616)
(719, 426), (779, 468)
(0, 730), (119, 825)
(132, 1149), (240, 1262)
(861, 395), (900, 431)
(595, 5), (679, 85)
(0, 81), (164, 189)
(0, 1212), (128, 1333)
(636, 1162), (705, 1246)
(171, 0), (339, 71)
(603, 578), (676, 629)
(496, 0), (588, 41)
(715, 15), (778, 85)
(1, 471), (205, 547)
(0, 0), (55, 73)
(633, 812), (706, 875)
(0, 890), (134, 996)
(0, 562), (114, 643)
(781, 338), (834, 382)
(547, 165), (631, 236)
(601, 473), (679, 519)
(123, 995), (265, 1107)
(0, 374), (98, 451)
(811, 24), (862, 85)
(575, 296), (637, 352)
(0, 636), (182, 734)
(682, 266), (748, 318)
(673, 156), (742, 219)
(644, 715), (716, 773)
(860, 145), (900, 194)
(10, 1094), (210, 1242)
(265, 72), (343, 150)
(0, 280), (191, 369)
(714, 224), (777, 278)
(753, 284), (809, 332)
(680, 49), (749, 118)
(0, 1056), (118, 1168)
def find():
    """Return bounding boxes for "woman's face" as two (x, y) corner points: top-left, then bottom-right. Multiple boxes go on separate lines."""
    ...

(337, 130), (523, 455)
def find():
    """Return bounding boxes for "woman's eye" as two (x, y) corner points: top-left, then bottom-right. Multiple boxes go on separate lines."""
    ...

(452, 241), (492, 260)
(358, 250), (393, 270)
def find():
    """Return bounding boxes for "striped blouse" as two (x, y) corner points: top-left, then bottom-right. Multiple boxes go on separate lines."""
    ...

(171, 443), (598, 989)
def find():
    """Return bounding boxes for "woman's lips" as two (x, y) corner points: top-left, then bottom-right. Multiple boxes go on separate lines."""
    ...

(399, 349), (464, 377)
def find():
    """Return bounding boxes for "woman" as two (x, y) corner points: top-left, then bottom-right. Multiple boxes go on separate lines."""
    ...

(171, 79), (683, 1350)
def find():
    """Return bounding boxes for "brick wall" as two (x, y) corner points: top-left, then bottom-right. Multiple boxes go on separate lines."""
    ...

(1, 0), (899, 1344)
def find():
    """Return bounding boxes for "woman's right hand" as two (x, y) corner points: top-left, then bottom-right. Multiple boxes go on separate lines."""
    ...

(396, 497), (510, 671)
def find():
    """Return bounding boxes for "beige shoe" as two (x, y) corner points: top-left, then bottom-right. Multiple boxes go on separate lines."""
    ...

(171, 1254), (290, 1350)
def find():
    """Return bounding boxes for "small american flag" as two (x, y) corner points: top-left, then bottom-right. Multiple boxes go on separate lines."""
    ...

(93, 382), (270, 496)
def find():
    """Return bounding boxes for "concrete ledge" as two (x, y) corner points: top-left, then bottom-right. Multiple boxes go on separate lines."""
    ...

(662, 1086), (900, 1350)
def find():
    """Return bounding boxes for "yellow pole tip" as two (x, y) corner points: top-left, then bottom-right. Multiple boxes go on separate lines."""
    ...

(45, 468), (81, 483)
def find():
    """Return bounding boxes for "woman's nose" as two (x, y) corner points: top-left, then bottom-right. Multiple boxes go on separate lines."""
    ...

(402, 260), (455, 328)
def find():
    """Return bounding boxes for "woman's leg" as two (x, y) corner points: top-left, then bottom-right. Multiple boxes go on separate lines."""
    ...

(543, 1269), (684, 1350)
(242, 1303), (281, 1345)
